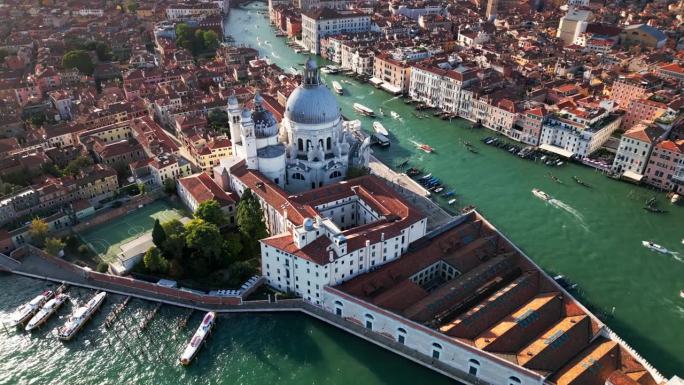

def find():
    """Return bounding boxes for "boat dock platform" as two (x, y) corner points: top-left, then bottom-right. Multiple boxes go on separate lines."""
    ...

(368, 156), (452, 231)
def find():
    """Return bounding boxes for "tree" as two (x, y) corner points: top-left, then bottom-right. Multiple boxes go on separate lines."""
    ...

(28, 219), (49, 248)
(152, 219), (166, 248)
(163, 178), (176, 195)
(222, 232), (243, 265)
(208, 109), (229, 133)
(63, 156), (93, 176)
(125, 0), (138, 12)
(185, 219), (222, 261)
(194, 199), (225, 227)
(203, 30), (219, 51)
(44, 237), (65, 256)
(143, 247), (168, 274)
(62, 50), (95, 75)
(95, 42), (112, 61)
(236, 189), (268, 255)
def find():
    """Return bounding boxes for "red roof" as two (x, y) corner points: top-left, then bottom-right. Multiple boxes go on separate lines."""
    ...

(178, 172), (237, 207)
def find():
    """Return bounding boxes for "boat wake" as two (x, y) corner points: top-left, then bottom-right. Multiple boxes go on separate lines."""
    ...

(548, 199), (588, 229)
(383, 95), (402, 104)
(271, 51), (280, 59)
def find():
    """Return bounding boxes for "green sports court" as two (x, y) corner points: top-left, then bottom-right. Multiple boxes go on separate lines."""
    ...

(78, 200), (187, 263)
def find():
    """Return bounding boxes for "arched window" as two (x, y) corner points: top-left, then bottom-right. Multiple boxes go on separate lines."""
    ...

(326, 137), (331, 150)
(319, 139), (324, 149)
(298, 138), (303, 151)
(334, 300), (343, 316)
(306, 139), (312, 150)
(329, 171), (342, 179)
(291, 173), (305, 180)
(432, 342), (442, 360)
(397, 327), (407, 344)
(468, 359), (480, 377)
(508, 376), (521, 385)
(364, 314), (374, 330)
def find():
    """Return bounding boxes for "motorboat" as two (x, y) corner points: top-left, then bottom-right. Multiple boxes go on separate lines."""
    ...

(532, 188), (551, 201)
(180, 312), (216, 365)
(448, 198), (457, 205)
(332, 81), (343, 95)
(418, 144), (433, 154)
(390, 111), (400, 119)
(434, 187), (444, 193)
(419, 173), (432, 180)
(373, 122), (389, 136)
(641, 241), (670, 254)
(58, 292), (106, 341)
(353, 103), (375, 117)
(443, 190), (455, 197)
(680, 289), (684, 298)
(320, 65), (340, 74)
(9, 290), (54, 327)
(26, 293), (68, 332)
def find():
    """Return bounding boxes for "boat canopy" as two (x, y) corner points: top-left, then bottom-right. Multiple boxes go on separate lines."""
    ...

(369, 77), (383, 86)
(380, 83), (402, 95)
(622, 170), (644, 182)
(539, 144), (573, 158)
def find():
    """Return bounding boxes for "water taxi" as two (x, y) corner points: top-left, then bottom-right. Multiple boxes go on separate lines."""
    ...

(180, 312), (216, 366)
(353, 103), (375, 117)
(371, 133), (390, 147)
(390, 111), (400, 119)
(372, 121), (389, 136)
(26, 293), (68, 332)
(320, 65), (340, 74)
(532, 188), (551, 201)
(58, 292), (106, 341)
(418, 144), (433, 154)
(9, 290), (54, 327)
(641, 241), (670, 254)
(448, 198), (457, 205)
(332, 81), (343, 95)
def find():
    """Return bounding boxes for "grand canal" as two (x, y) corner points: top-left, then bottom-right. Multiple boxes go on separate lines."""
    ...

(0, 3), (681, 384)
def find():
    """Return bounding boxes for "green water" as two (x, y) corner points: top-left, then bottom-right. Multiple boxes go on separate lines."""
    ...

(0, 275), (452, 385)
(0, 4), (682, 383)
(229, 2), (683, 375)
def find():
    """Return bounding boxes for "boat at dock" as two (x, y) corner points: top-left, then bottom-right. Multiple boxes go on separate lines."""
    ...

(353, 103), (375, 117)
(8, 290), (54, 327)
(320, 65), (340, 74)
(372, 121), (389, 136)
(26, 293), (68, 332)
(532, 188), (551, 201)
(332, 81), (343, 95)
(371, 133), (390, 147)
(58, 292), (106, 341)
(448, 198), (457, 205)
(180, 312), (216, 366)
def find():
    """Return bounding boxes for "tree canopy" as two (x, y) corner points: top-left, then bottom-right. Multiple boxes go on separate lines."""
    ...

(175, 24), (220, 56)
(236, 189), (268, 256)
(143, 247), (168, 274)
(194, 199), (225, 227)
(44, 237), (65, 256)
(185, 219), (222, 260)
(28, 219), (49, 248)
(152, 219), (166, 248)
(62, 50), (95, 75)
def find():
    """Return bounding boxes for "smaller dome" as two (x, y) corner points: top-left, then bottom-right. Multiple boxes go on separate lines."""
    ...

(241, 108), (252, 121)
(305, 57), (317, 71)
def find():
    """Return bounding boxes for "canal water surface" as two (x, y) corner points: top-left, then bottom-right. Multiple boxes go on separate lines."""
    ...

(0, 3), (682, 383)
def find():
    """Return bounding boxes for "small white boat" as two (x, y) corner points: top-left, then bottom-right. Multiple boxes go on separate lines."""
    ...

(58, 292), (106, 341)
(373, 121), (389, 136)
(434, 187), (444, 193)
(8, 290), (54, 327)
(448, 198), (457, 205)
(532, 188), (551, 201)
(641, 241), (670, 254)
(390, 111), (400, 119)
(353, 103), (375, 117)
(332, 81), (343, 95)
(26, 293), (68, 332)
(180, 312), (216, 365)
(680, 289), (684, 298)
(320, 65), (340, 74)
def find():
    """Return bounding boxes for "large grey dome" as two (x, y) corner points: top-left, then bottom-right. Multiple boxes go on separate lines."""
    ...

(285, 58), (340, 125)
(285, 85), (341, 125)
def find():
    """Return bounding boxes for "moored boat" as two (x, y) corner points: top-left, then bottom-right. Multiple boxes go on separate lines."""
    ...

(532, 188), (551, 201)
(180, 312), (216, 366)
(372, 121), (389, 136)
(26, 293), (68, 332)
(58, 292), (106, 341)
(353, 103), (375, 117)
(332, 81), (343, 95)
(448, 198), (457, 205)
(9, 290), (54, 327)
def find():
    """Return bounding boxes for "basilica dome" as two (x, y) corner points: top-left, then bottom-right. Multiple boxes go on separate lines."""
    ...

(285, 59), (340, 125)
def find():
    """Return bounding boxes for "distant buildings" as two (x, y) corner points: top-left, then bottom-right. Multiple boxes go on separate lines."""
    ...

(556, 9), (594, 46)
(611, 123), (664, 180)
(301, 8), (371, 54)
(620, 24), (667, 49)
(540, 106), (622, 158)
